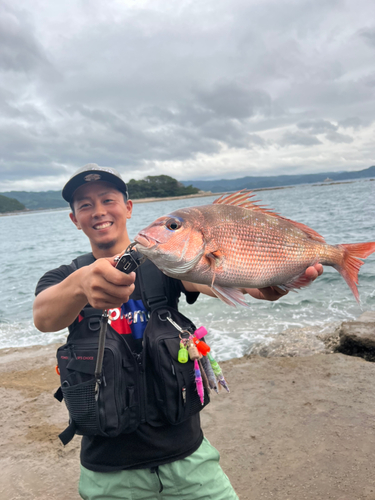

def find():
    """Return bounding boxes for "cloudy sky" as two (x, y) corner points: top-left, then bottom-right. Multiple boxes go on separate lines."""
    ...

(1, 0), (375, 191)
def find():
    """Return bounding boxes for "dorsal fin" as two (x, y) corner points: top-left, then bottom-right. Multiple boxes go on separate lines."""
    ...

(213, 190), (326, 243)
(213, 190), (279, 216)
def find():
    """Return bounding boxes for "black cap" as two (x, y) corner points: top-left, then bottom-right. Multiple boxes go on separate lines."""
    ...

(62, 164), (128, 203)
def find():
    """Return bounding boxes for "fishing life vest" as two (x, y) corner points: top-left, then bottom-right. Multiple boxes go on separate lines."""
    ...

(54, 255), (210, 445)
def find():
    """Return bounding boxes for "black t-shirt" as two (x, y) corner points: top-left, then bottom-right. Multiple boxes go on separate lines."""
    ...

(35, 254), (203, 472)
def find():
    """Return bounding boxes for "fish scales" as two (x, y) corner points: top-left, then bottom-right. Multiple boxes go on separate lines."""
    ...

(196, 204), (323, 288)
(134, 190), (375, 306)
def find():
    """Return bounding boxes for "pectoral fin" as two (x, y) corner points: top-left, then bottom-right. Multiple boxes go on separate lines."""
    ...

(206, 249), (224, 289)
(206, 250), (224, 268)
(211, 285), (249, 308)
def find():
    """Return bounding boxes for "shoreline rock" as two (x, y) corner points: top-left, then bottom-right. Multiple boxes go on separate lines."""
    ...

(335, 311), (375, 361)
(247, 322), (341, 358)
(248, 311), (375, 361)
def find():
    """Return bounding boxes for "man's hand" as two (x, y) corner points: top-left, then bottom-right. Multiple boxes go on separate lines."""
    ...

(80, 257), (136, 310)
(33, 256), (136, 332)
(245, 263), (323, 301)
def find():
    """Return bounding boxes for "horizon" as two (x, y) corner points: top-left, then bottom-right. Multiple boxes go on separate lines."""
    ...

(1, 165), (374, 194)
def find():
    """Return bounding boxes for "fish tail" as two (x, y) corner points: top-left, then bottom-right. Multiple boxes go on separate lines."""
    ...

(334, 242), (375, 302)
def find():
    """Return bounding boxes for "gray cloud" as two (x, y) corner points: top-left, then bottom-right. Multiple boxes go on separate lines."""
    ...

(0, 6), (46, 73)
(338, 117), (364, 129)
(280, 131), (322, 147)
(298, 119), (338, 133)
(360, 27), (375, 47)
(195, 82), (272, 120)
(0, 0), (375, 189)
(325, 131), (354, 144)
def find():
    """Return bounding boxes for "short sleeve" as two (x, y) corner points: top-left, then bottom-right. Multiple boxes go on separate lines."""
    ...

(35, 262), (77, 296)
(171, 278), (200, 305)
(181, 283), (200, 304)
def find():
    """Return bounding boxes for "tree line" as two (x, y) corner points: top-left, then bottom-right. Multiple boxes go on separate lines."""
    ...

(128, 175), (199, 199)
(0, 175), (200, 211)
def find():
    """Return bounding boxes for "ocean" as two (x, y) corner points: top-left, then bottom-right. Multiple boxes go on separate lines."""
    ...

(1, 179), (374, 360)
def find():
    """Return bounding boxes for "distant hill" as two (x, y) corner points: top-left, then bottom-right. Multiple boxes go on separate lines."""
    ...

(180, 165), (375, 193)
(0, 194), (26, 213)
(0, 175), (199, 210)
(2, 166), (375, 210)
(0, 190), (69, 211)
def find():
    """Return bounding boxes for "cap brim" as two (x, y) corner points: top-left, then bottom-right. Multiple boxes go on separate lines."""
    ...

(62, 171), (128, 203)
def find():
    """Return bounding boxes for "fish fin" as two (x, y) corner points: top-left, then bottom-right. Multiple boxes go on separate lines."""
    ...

(213, 190), (279, 216)
(211, 285), (249, 308)
(281, 273), (315, 291)
(205, 253), (217, 288)
(206, 250), (224, 265)
(334, 242), (375, 303)
(213, 190), (326, 243)
(206, 250), (224, 288)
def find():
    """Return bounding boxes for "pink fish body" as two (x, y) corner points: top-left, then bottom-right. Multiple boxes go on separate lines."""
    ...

(135, 191), (375, 306)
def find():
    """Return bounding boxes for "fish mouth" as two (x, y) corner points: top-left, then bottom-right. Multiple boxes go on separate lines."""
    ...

(134, 233), (159, 249)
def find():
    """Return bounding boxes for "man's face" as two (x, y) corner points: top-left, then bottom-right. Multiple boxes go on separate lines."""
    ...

(69, 181), (133, 252)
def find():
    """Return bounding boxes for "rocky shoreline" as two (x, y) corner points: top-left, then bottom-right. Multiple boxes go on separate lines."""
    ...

(249, 311), (375, 360)
(1, 313), (375, 499)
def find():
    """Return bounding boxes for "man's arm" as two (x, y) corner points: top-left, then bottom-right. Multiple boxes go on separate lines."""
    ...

(182, 264), (323, 301)
(33, 258), (135, 332)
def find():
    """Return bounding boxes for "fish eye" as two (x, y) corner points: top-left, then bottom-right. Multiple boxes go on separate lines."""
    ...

(166, 218), (182, 231)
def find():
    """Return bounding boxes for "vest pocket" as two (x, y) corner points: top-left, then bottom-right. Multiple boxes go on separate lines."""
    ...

(154, 338), (209, 424)
(61, 377), (98, 435)
(56, 331), (141, 438)
(145, 307), (210, 425)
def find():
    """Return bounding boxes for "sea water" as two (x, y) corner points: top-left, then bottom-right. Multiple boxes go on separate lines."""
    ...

(1, 179), (374, 360)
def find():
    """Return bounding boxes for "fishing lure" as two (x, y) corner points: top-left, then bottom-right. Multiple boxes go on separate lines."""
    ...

(198, 359), (210, 393)
(207, 352), (230, 393)
(200, 355), (218, 393)
(194, 359), (204, 405)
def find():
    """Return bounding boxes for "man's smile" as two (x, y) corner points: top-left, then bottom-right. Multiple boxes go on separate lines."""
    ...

(93, 221), (113, 230)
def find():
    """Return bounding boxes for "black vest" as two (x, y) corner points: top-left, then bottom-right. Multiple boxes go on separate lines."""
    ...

(55, 255), (209, 446)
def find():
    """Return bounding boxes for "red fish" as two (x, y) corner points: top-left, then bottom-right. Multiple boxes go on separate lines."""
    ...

(134, 191), (375, 307)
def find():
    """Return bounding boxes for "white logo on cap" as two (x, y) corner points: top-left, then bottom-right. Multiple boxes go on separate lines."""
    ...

(84, 174), (101, 182)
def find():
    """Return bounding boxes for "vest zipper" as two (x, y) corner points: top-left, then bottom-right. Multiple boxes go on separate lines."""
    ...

(133, 351), (147, 423)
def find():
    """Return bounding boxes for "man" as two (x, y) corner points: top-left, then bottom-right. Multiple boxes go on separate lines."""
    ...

(33, 164), (323, 500)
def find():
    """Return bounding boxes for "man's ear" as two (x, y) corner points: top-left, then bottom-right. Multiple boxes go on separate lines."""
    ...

(69, 212), (81, 230)
(126, 199), (133, 219)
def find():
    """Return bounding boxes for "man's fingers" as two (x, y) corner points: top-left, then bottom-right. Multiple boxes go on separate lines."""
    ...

(89, 283), (135, 309)
(104, 269), (136, 287)
(92, 259), (136, 286)
(304, 263), (324, 281)
(315, 263), (323, 276)
(81, 259), (136, 309)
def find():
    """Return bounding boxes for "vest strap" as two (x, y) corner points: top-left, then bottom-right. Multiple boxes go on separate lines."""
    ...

(137, 259), (169, 311)
(58, 421), (76, 446)
(54, 387), (63, 402)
